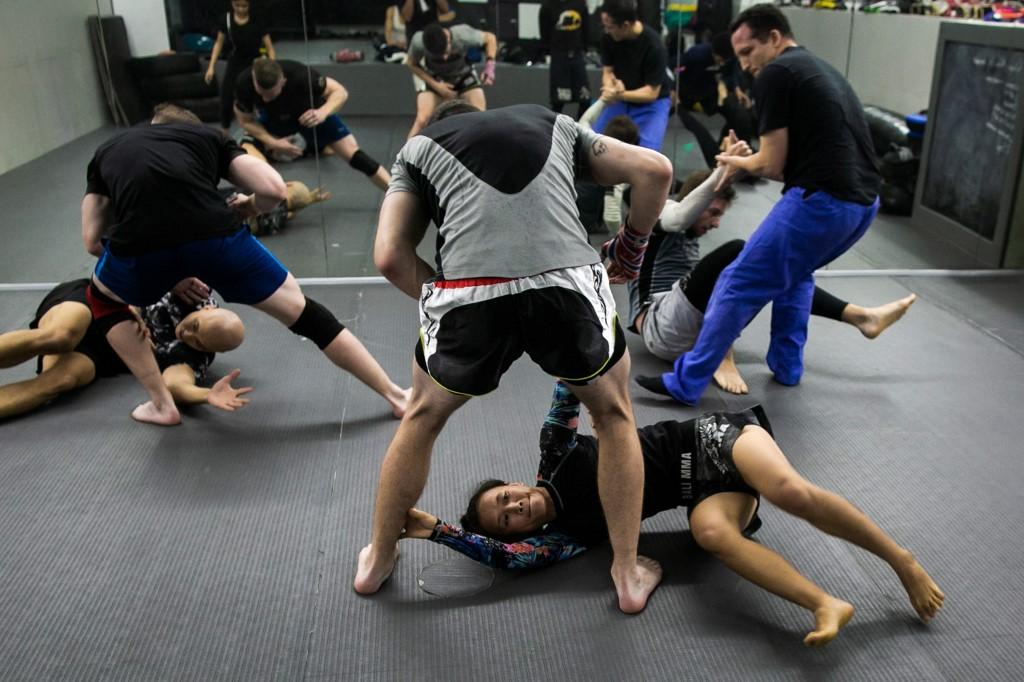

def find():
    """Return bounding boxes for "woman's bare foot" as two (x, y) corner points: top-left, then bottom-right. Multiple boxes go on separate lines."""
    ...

(390, 387), (412, 420)
(894, 554), (945, 622)
(130, 401), (181, 426)
(353, 544), (399, 595)
(803, 597), (855, 647)
(611, 556), (663, 614)
(712, 350), (748, 395)
(849, 294), (917, 339)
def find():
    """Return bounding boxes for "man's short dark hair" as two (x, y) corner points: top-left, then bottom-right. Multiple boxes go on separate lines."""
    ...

(252, 57), (283, 90)
(729, 3), (793, 41)
(677, 168), (737, 203)
(711, 32), (734, 61)
(602, 115), (639, 146)
(152, 102), (201, 125)
(427, 99), (480, 126)
(422, 23), (447, 55)
(599, 0), (638, 24)
(461, 479), (505, 536)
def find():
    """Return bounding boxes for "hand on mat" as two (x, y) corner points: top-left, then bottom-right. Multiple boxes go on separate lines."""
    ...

(299, 107), (326, 128)
(399, 508), (438, 540)
(207, 369), (253, 412)
(268, 136), (303, 160)
(227, 192), (262, 219)
(172, 277), (211, 306)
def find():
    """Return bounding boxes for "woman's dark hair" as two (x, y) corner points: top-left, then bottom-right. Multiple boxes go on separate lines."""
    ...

(422, 23), (448, 55)
(729, 4), (793, 41)
(426, 99), (480, 126)
(599, 0), (638, 24)
(603, 115), (639, 146)
(460, 479), (507, 535)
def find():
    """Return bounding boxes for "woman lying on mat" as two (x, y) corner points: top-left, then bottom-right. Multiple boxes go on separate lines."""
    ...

(399, 381), (944, 647)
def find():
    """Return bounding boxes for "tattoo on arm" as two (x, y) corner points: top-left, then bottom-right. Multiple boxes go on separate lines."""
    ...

(591, 139), (608, 156)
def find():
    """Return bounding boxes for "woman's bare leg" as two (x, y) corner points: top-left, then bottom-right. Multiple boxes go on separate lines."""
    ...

(732, 426), (945, 622)
(690, 492), (854, 646)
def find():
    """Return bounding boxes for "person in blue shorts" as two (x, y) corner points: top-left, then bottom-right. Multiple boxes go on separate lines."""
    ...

(82, 103), (408, 425)
(233, 58), (391, 190)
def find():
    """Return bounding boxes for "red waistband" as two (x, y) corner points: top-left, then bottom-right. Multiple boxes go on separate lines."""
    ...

(434, 276), (515, 289)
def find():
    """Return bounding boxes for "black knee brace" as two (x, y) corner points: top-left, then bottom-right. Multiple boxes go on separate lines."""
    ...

(288, 296), (345, 349)
(349, 149), (381, 177)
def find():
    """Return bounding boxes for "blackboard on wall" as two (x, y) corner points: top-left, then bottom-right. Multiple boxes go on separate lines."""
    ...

(914, 23), (1024, 267)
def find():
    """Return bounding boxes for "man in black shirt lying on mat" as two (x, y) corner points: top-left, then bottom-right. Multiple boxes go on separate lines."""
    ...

(399, 381), (945, 647)
(0, 278), (248, 421)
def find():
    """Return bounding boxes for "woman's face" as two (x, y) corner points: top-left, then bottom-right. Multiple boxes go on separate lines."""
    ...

(475, 484), (550, 536)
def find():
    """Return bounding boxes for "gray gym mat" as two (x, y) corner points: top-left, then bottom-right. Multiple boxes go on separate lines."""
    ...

(2, 276), (1022, 680)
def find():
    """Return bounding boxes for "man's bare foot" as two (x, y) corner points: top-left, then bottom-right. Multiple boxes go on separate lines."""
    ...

(611, 556), (663, 614)
(853, 294), (917, 339)
(390, 387), (412, 420)
(894, 554), (945, 622)
(353, 544), (399, 595)
(803, 597), (855, 647)
(712, 352), (748, 395)
(130, 401), (181, 426)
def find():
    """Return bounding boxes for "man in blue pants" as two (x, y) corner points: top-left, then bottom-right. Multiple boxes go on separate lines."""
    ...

(636, 4), (881, 404)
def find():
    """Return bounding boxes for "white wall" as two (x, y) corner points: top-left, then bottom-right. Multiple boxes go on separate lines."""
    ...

(112, 0), (169, 56)
(0, 0), (113, 174)
(781, 8), (997, 115)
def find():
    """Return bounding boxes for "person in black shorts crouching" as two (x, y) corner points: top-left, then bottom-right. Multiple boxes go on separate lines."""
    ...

(83, 103), (409, 426)
(233, 58), (391, 190)
(399, 383), (945, 647)
(0, 279), (248, 420)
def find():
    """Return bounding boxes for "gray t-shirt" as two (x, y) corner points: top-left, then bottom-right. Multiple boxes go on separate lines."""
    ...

(408, 24), (484, 81)
(388, 104), (602, 279)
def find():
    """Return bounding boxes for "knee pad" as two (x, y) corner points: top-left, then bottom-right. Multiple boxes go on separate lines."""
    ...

(349, 149), (380, 177)
(85, 283), (134, 335)
(288, 296), (345, 349)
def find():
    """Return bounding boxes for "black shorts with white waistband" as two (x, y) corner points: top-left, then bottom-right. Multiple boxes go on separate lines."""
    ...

(415, 265), (625, 397)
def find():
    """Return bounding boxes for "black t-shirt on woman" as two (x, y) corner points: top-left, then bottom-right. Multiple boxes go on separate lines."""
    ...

(754, 46), (880, 205)
(86, 124), (245, 255)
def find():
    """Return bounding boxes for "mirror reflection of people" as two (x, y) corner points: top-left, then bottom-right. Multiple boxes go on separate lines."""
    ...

(540, 0), (592, 118)
(233, 58), (391, 190)
(400, 382), (945, 648)
(404, 23), (498, 138)
(204, 0), (275, 133)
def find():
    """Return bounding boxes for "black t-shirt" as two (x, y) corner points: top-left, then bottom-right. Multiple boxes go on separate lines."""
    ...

(86, 124), (246, 255)
(539, 419), (694, 545)
(754, 46), (880, 205)
(540, 0), (589, 53)
(599, 24), (672, 99)
(234, 60), (327, 125)
(397, 0), (441, 44)
(218, 12), (267, 63)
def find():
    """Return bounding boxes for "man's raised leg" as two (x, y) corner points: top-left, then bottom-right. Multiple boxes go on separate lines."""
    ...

(254, 274), (410, 417)
(354, 361), (468, 593)
(569, 352), (663, 613)
(0, 301), (91, 368)
(91, 278), (180, 425)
